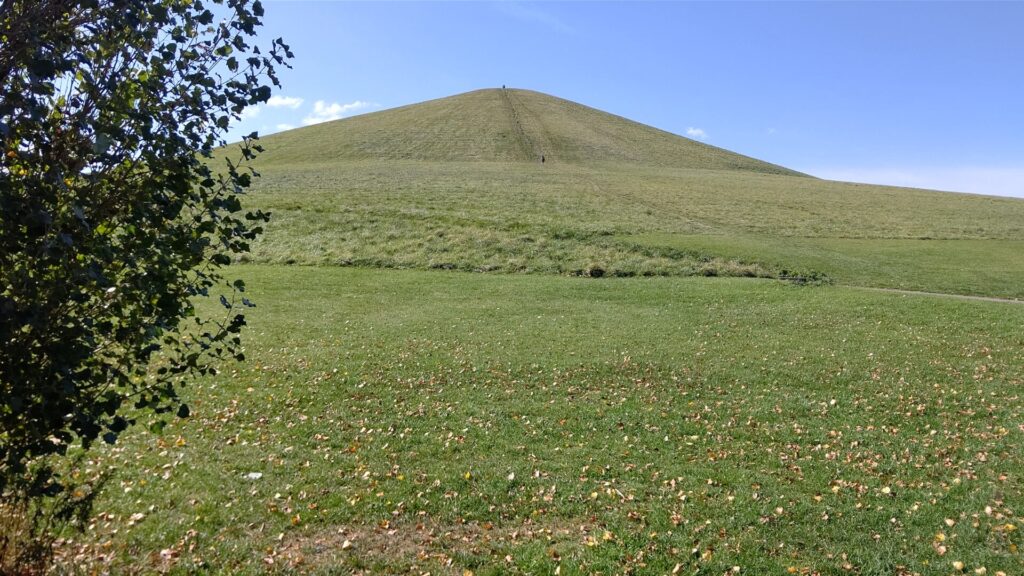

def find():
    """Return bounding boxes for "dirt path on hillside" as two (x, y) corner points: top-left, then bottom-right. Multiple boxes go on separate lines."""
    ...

(853, 286), (1024, 304)
(504, 89), (555, 162)
(499, 88), (536, 161)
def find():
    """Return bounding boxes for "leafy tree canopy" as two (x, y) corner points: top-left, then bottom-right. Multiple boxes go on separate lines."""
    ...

(0, 0), (291, 497)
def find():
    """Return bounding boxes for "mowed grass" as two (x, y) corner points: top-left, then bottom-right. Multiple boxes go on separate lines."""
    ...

(219, 88), (1024, 296)
(72, 265), (1024, 575)
(625, 233), (1024, 299)
(243, 158), (1024, 295)
(65, 89), (1024, 573)
(251, 90), (805, 175)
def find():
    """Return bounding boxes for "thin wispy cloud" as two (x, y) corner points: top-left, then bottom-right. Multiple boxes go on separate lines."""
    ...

(301, 100), (380, 126)
(809, 166), (1024, 198)
(267, 96), (304, 109)
(686, 127), (708, 140)
(493, 1), (576, 35)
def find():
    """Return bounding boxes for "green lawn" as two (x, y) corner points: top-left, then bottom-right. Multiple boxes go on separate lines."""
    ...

(236, 159), (1024, 295)
(220, 88), (1024, 296)
(74, 265), (1024, 575)
(58, 89), (1024, 573)
(625, 233), (1024, 299)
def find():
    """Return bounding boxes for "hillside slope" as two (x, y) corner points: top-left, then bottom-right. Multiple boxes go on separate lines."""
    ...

(252, 88), (805, 176)
(229, 88), (1024, 297)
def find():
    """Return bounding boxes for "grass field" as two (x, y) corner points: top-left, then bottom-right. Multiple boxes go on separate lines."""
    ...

(60, 89), (1024, 574)
(249, 90), (805, 175)
(232, 91), (1024, 295)
(624, 234), (1024, 299)
(70, 266), (1024, 574)
(241, 159), (1024, 295)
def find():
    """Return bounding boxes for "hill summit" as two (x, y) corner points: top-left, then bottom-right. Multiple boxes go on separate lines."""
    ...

(253, 88), (805, 176)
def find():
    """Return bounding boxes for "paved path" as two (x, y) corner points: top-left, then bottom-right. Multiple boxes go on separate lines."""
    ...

(854, 286), (1024, 305)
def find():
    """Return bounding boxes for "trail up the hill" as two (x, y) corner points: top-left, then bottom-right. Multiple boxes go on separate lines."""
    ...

(501, 87), (552, 163)
(499, 87), (535, 160)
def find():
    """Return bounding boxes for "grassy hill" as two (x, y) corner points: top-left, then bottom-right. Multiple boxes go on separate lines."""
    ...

(235, 88), (1024, 297)
(253, 89), (805, 174)
(73, 90), (1024, 574)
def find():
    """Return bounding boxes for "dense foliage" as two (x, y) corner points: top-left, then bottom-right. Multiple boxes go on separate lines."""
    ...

(0, 0), (290, 498)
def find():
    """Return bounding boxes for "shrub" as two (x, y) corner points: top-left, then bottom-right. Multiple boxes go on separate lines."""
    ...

(0, 0), (290, 568)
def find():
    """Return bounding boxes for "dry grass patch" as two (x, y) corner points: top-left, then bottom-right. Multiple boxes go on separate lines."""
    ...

(276, 517), (590, 574)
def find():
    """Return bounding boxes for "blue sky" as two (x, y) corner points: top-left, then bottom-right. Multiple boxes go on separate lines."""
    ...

(231, 1), (1024, 197)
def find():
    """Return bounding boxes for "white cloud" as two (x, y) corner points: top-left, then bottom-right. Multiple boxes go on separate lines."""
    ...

(686, 127), (708, 140)
(240, 105), (260, 119)
(301, 100), (379, 126)
(267, 96), (304, 109)
(275, 123), (295, 132)
(806, 166), (1024, 198)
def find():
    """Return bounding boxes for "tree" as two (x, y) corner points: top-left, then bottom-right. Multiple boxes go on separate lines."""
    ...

(0, 0), (291, 547)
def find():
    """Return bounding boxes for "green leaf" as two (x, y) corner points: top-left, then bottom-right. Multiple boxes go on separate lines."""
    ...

(0, 0), (287, 504)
